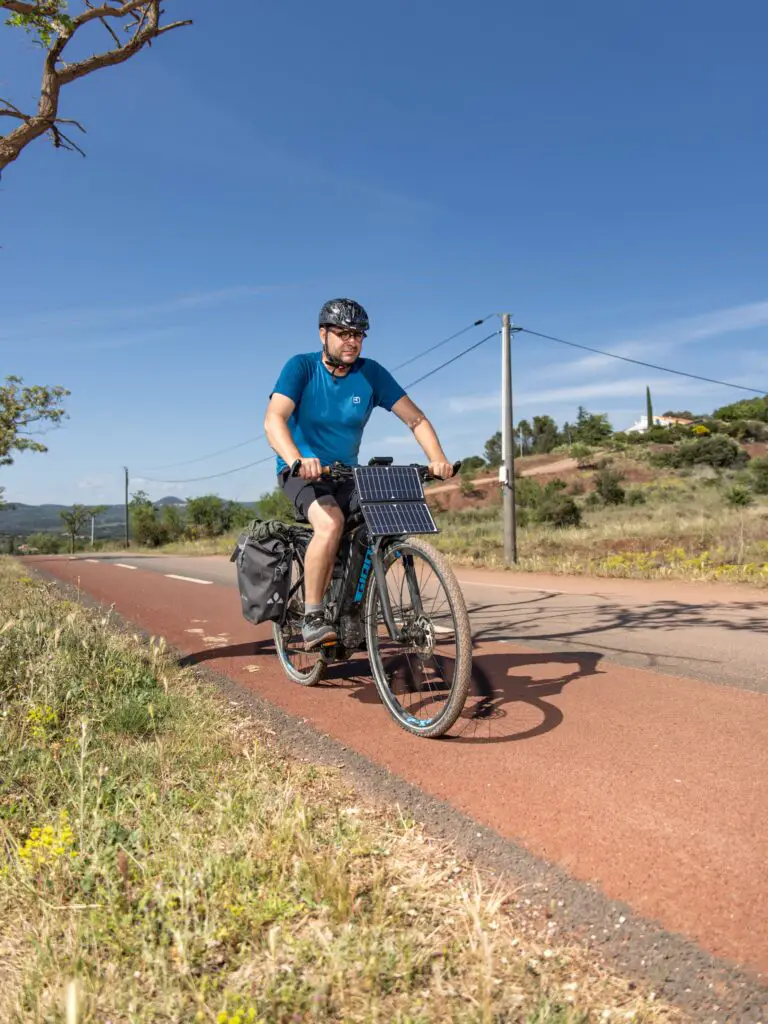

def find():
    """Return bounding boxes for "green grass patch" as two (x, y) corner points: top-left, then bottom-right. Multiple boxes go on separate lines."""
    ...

(0, 560), (684, 1022)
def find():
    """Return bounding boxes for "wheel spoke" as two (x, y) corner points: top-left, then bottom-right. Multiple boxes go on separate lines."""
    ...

(369, 542), (466, 730)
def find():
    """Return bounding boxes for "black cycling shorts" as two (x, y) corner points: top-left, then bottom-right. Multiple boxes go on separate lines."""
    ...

(278, 469), (358, 522)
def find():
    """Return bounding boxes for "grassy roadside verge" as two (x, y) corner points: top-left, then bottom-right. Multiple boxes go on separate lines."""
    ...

(0, 559), (683, 1023)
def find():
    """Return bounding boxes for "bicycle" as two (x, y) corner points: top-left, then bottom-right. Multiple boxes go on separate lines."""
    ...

(272, 458), (473, 738)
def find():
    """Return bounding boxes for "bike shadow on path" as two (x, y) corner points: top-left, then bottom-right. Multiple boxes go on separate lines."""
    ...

(326, 645), (604, 745)
(178, 639), (603, 746)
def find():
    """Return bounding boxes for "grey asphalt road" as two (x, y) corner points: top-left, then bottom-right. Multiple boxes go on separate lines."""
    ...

(77, 554), (768, 693)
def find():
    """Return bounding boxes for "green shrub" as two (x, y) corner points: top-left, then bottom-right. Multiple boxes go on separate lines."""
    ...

(594, 468), (626, 505)
(652, 435), (748, 470)
(532, 481), (581, 527)
(724, 484), (753, 507)
(625, 490), (647, 506)
(749, 456), (768, 495)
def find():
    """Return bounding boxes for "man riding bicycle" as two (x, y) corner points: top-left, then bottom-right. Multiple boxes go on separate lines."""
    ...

(264, 298), (456, 650)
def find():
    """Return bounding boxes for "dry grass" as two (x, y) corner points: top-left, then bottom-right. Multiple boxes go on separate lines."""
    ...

(0, 559), (684, 1022)
(432, 474), (768, 585)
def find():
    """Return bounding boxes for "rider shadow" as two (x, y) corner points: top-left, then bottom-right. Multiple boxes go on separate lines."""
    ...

(335, 647), (604, 744)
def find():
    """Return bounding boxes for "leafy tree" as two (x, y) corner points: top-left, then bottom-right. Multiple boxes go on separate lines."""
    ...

(713, 396), (768, 423)
(662, 409), (694, 419)
(24, 531), (66, 553)
(572, 406), (612, 446)
(185, 495), (251, 537)
(256, 488), (295, 523)
(1, 1), (193, 173)
(531, 415), (559, 454)
(1, 375), (69, 466)
(129, 490), (166, 547)
(460, 455), (485, 473)
(569, 443), (594, 468)
(516, 419), (533, 456)
(161, 504), (186, 542)
(483, 431), (502, 467)
(59, 504), (91, 554)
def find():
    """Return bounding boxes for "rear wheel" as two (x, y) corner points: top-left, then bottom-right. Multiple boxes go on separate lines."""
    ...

(272, 550), (326, 686)
(364, 536), (471, 738)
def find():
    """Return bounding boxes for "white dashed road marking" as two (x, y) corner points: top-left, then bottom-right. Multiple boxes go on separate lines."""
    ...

(165, 574), (213, 585)
(115, 563), (137, 570)
(85, 558), (100, 563)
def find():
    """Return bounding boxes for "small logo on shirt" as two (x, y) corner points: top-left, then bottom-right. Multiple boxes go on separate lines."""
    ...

(352, 396), (361, 405)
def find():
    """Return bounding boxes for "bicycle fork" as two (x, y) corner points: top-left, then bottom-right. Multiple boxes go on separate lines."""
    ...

(370, 538), (424, 643)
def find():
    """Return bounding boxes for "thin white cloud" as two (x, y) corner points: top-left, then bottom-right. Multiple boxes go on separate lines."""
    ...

(536, 299), (768, 379)
(1, 285), (283, 345)
(448, 375), (724, 414)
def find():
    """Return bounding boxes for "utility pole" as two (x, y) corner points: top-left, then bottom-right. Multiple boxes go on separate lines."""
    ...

(123, 466), (130, 548)
(90, 513), (95, 547)
(500, 313), (518, 564)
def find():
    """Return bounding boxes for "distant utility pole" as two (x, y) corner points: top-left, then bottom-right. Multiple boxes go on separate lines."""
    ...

(500, 313), (519, 564)
(123, 466), (130, 548)
(90, 513), (95, 547)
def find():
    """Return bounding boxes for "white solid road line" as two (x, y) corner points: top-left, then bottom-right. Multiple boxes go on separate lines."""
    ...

(115, 563), (137, 570)
(165, 574), (213, 585)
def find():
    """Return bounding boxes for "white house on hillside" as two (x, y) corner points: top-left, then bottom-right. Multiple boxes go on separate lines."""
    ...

(625, 414), (694, 434)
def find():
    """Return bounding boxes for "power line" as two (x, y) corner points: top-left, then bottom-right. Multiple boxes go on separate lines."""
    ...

(138, 454), (275, 485)
(136, 316), (492, 473)
(520, 327), (768, 396)
(392, 315), (495, 372)
(405, 330), (501, 389)
(142, 434), (264, 471)
(137, 329), (503, 484)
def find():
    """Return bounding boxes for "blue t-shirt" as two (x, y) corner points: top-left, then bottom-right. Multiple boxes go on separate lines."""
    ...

(271, 352), (406, 472)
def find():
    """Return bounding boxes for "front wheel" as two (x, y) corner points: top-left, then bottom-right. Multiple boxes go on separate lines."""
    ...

(365, 536), (472, 738)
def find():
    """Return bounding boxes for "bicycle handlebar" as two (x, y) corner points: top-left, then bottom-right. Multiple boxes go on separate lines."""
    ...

(289, 459), (461, 483)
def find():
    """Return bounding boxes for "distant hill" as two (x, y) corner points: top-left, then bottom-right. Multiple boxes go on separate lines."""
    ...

(0, 497), (187, 538)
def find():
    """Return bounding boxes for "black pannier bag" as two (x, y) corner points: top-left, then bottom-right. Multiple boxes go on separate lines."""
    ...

(229, 520), (295, 625)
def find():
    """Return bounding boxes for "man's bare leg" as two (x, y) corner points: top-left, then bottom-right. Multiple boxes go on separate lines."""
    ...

(302, 498), (344, 647)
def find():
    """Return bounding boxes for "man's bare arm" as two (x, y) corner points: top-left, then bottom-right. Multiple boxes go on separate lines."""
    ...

(264, 394), (321, 480)
(392, 396), (454, 478)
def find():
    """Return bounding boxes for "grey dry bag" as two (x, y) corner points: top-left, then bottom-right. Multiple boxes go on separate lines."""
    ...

(230, 520), (293, 625)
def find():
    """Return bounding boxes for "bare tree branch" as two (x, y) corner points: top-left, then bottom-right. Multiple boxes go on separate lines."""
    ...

(71, 0), (154, 29)
(0, 1), (192, 172)
(50, 123), (86, 156)
(83, 0), (123, 47)
(155, 18), (191, 36)
(0, 1), (49, 15)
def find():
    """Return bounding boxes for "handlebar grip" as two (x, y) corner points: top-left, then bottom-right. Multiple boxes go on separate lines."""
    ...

(290, 460), (334, 479)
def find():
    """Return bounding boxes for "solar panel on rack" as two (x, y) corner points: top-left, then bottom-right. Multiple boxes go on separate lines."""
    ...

(354, 465), (424, 503)
(360, 501), (438, 537)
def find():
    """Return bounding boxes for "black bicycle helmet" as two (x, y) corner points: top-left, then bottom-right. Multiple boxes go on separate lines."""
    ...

(318, 298), (370, 333)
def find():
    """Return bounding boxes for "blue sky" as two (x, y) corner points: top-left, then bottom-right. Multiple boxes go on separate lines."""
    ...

(2, 0), (767, 505)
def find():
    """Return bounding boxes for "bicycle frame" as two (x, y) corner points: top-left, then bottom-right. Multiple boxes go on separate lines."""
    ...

(290, 520), (417, 648)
